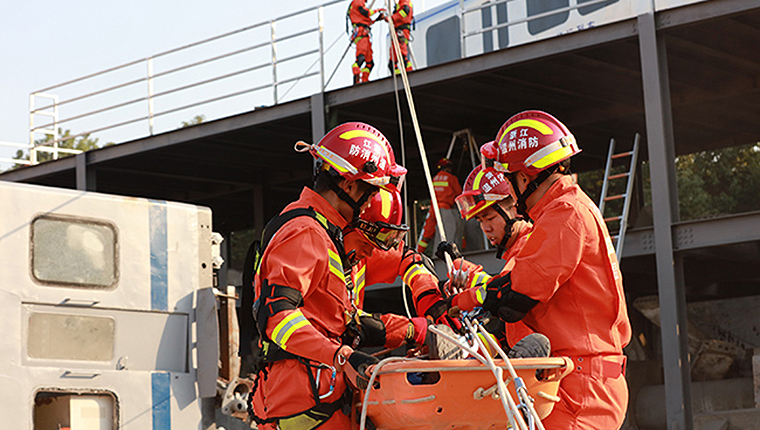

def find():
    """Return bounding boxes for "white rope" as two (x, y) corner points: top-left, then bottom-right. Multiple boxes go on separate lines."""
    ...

(383, 0), (453, 274)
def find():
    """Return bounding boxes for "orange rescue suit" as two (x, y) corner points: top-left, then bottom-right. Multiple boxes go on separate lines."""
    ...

(390, 0), (413, 72)
(510, 175), (631, 429)
(251, 187), (353, 428)
(349, 0), (376, 83)
(418, 170), (462, 251)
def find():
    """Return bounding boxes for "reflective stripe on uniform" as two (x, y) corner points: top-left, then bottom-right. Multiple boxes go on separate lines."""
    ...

(272, 310), (310, 349)
(328, 249), (345, 282)
(469, 271), (492, 290)
(433, 181), (449, 187)
(403, 264), (430, 285)
(354, 263), (366, 306)
(475, 284), (486, 305)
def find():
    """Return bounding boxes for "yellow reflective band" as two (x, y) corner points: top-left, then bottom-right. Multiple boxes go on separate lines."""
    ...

(403, 264), (426, 285)
(418, 239), (428, 247)
(400, 10), (407, 17)
(475, 284), (486, 305)
(360, 67), (370, 73)
(339, 130), (388, 161)
(328, 249), (345, 282)
(355, 263), (366, 305)
(272, 310), (310, 349)
(531, 145), (576, 169)
(380, 189), (392, 219)
(314, 212), (329, 229)
(433, 181), (449, 187)
(472, 169), (487, 190)
(477, 332), (497, 357)
(470, 271), (492, 290)
(316, 144), (359, 174)
(498, 119), (554, 145)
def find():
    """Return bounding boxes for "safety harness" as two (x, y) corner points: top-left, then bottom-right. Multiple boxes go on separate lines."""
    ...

(243, 206), (354, 429)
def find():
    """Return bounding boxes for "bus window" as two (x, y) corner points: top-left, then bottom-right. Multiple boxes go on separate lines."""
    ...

(426, 16), (461, 67)
(31, 216), (117, 288)
(578, 0), (619, 16)
(527, 0), (569, 35)
(34, 392), (116, 430)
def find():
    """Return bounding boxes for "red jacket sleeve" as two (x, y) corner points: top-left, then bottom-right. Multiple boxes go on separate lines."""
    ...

(261, 222), (342, 365)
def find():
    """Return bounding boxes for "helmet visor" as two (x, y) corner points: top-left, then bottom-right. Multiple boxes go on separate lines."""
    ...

(352, 219), (409, 251)
(365, 172), (405, 193)
(455, 191), (510, 220)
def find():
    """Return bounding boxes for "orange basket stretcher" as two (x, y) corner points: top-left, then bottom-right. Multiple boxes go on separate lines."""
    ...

(355, 356), (573, 430)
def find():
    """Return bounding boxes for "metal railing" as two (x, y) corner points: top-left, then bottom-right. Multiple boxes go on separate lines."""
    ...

(1, 0), (655, 169)
(8, 0), (352, 168)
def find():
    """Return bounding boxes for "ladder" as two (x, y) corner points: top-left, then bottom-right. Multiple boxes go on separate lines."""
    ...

(445, 128), (481, 170)
(598, 133), (640, 257)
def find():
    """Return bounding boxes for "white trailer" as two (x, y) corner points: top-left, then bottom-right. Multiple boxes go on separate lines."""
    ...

(0, 180), (227, 429)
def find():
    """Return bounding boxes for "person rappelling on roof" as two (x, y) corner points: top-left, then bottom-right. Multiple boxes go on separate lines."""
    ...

(388, 0), (414, 74)
(348, 0), (386, 84)
(416, 157), (464, 255)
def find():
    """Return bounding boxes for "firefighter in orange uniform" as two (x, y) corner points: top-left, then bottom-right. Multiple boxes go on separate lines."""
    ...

(469, 110), (631, 429)
(389, 0), (414, 73)
(430, 164), (536, 350)
(250, 123), (429, 430)
(348, 0), (385, 84)
(416, 158), (463, 254)
(345, 188), (461, 339)
(340, 189), (439, 350)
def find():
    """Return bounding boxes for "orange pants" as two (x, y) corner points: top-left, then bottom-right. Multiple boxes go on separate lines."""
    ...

(353, 36), (373, 83)
(390, 29), (412, 72)
(541, 370), (628, 429)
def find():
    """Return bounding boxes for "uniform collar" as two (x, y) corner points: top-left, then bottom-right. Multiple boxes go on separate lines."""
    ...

(527, 175), (574, 219)
(296, 187), (349, 229)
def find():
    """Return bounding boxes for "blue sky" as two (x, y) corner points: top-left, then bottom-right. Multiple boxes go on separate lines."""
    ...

(0, 0), (444, 165)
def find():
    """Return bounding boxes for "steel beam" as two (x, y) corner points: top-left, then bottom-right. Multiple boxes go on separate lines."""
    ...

(311, 92), (325, 144)
(75, 152), (96, 191)
(638, 11), (693, 430)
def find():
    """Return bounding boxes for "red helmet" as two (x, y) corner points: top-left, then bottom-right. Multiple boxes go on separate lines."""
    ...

(436, 157), (452, 170)
(296, 122), (407, 192)
(492, 110), (580, 176)
(455, 165), (514, 221)
(352, 189), (409, 250)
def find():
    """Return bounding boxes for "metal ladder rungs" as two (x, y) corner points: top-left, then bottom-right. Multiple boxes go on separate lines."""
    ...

(604, 194), (627, 202)
(607, 172), (630, 180)
(611, 151), (634, 160)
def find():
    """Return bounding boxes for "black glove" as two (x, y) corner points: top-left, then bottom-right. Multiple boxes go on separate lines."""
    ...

(435, 241), (462, 261)
(342, 314), (387, 349)
(424, 298), (463, 333)
(345, 349), (379, 390)
(481, 272), (538, 323)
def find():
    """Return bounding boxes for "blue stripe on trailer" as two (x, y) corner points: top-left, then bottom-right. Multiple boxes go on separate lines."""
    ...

(149, 201), (168, 311)
(152, 372), (171, 430)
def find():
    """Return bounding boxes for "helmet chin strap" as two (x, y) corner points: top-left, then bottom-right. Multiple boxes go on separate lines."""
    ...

(328, 181), (375, 220)
(508, 168), (555, 216)
(492, 203), (517, 259)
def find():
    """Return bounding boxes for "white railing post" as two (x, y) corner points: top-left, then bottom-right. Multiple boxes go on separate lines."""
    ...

(459, 0), (466, 58)
(52, 94), (59, 160)
(147, 57), (155, 135)
(318, 7), (325, 91)
(271, 20), (278, 104)
(29, 94), (37, 165)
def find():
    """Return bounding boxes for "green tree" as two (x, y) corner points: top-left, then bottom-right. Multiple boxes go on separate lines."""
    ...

(11, 128), (102, 167)
(179, 114), (205, 128)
